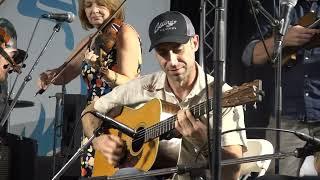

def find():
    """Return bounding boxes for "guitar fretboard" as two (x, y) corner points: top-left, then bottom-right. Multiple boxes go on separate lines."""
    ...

(143, 98), (214, 142)
(138, 80), (260, 142)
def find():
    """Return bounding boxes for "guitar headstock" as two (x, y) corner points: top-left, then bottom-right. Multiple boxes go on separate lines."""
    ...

(222, 79), (263, 107)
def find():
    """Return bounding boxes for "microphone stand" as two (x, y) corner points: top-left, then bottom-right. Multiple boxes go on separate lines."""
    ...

(51, 111), (137, 180)
(0, 22), (62, 127)
(49, 84), (66, 177)
(272, 16), (284, 176)
(199, 0), (206, 68)
(249, 0), (283, 174)
(51, 126), (104, 180)
(211, 0), (227, 179)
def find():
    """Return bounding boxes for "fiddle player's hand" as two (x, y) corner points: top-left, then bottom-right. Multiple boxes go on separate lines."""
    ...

(37, 69), (57, 90)
(284, 25), (320, 47)
(175, 109), (207, 144)
(92, 134), (125, 166)
(84, 49), (99, 68)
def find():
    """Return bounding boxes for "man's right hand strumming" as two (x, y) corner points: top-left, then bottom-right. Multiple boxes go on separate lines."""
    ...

(92, 134), (126, 166)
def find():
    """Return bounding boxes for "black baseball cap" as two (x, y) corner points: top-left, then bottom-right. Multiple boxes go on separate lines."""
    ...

(0, 17), (27, 64)
(148, 11), (195, 52)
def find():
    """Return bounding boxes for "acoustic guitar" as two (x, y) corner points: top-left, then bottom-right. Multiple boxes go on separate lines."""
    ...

(92, 79), (263, 177)
(282, 12), (320, 66)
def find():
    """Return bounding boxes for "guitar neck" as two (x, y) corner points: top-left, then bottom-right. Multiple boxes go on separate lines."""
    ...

(143, 98), (214, 142)
(141, 80), (261, 142)
(308, 18), (320, 29)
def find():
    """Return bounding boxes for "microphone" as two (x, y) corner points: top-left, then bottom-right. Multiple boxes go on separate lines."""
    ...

(279, 0), (298, 36)
(93, 112), (136, 138)
(294, 131), (320, 146)
(41, 12), (75, 23)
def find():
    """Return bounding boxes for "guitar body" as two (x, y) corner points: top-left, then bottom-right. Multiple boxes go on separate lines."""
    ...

(92, 99), (176, 177)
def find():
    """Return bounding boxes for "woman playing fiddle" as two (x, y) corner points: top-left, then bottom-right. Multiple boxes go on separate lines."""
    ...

(37, 0), (142, 177)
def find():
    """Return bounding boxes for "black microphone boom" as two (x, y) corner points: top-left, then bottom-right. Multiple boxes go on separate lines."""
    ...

(92, 111), (136, 138)
(279, 0), (298, 36)
(41, 12), (75, 23)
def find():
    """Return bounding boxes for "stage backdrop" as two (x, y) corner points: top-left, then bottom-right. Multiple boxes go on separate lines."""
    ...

(0, 0), (169, 155)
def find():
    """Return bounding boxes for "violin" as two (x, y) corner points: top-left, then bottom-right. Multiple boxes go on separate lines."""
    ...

(282, 12), (320, 66)
(0, 45), (22, 74)
(86, 18), (123, 70)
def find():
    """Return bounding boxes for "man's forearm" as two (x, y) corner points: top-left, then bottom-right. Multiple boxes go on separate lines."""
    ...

(221, 145), (243, 180)
(252, 37), (274, 65)
(221, 164), (241, 180)
(81, 103), (102, 138)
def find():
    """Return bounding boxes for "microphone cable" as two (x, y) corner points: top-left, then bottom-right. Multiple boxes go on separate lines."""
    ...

(222, 127), (293, 135)
(248, 0), (273, 63)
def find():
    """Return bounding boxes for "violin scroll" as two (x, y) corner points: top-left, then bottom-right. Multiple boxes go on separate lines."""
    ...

(96, 18), (123, 54)
(86, 18), (123, 70)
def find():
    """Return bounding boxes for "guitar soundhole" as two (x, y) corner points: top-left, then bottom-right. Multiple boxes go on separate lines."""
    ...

(132, 127), (145, 153)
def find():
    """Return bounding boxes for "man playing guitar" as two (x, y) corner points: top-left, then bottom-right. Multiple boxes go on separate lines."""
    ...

(82, 11), (248, 180)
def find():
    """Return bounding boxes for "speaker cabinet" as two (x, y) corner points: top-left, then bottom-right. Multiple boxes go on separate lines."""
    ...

(0, 145), (10, 180)
(61, 94), (86, 156)
(3, 133), (37, 180)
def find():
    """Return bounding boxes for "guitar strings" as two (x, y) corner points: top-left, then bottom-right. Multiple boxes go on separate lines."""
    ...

(130, 102), (209, 144)
(131, 116), (176, 143)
